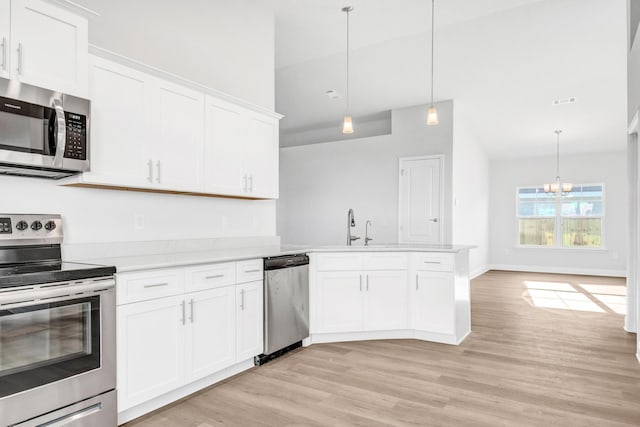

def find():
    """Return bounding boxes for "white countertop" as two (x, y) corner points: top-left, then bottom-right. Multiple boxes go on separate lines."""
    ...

(77, 243), (474, 273)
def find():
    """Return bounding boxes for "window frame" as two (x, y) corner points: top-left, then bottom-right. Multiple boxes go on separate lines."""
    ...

(515, 183), (606, 250)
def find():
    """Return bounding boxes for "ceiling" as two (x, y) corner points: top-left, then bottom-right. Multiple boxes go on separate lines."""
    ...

(266, 0), (629, 158)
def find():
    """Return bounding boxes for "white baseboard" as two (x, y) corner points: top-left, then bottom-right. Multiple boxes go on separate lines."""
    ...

(470, 265), (490, 279)
(309, 328), (470, 347)
(488, 264), (626, 278)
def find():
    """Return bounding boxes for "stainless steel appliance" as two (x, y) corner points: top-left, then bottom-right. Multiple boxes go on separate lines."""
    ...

(0, 214), (116, 427)
(256, 254), (309, 365)
(0, 77), (90, 179)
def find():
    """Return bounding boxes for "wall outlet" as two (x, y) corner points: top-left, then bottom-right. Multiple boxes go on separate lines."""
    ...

(134, 214), (145, 230)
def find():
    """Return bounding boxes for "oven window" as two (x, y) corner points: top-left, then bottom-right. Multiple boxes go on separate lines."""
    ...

(0, 296), (100, 398)
(0, 110), (48, 154)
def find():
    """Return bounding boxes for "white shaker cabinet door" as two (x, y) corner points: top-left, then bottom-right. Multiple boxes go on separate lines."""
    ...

(236, 280), (264, 361)
(244, 112), (278, 198)
(0, 0), (9, 79)
(185, 287), (236, 383)
(10, 0), (88, 96)
(151, 79), (205, 192)
(204, 96), (245, 196)
(89, 57), (153, 187)
(411, 271), (455, 334)
(315, 272), (363, 333)
(117, 295), (185, 411)
(363, 271), (408, 331)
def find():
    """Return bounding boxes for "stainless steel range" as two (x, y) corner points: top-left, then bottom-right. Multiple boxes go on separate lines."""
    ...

(0, 214), (116, 427)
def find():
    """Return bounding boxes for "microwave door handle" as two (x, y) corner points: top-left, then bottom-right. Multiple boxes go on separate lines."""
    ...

(52, 99), (66, 168)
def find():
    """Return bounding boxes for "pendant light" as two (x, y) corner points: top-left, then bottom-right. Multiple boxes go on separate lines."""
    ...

(342, 6), (354, 134)
(426, 0), (438, 126)
(544, 130), (573, 193)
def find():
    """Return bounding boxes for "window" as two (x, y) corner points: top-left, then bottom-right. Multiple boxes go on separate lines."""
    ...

(517, 184), (604, 248)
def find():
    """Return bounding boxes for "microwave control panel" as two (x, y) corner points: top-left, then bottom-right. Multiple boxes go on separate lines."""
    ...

(64, 112), (87, 161)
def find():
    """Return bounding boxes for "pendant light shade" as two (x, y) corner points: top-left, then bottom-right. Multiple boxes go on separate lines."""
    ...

(342, 115), (354, 134)
(427, 0), (438, 126)
(544, 130), (572, 194)
(342, 6), (354, 134)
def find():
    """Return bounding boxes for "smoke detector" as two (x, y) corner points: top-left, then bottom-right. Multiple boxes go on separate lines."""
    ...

(325, 89), (342, 100)
(552, 97), (576, 106)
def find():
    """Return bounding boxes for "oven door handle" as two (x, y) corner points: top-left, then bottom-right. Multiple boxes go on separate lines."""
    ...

(52, 99), (67, 168)
(0, 279), (115, 308)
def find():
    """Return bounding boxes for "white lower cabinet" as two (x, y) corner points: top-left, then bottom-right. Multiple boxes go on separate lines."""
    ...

(315, 269), (407, 334)
(236, 281), (264, 360)
(411, 271), (455, 334)
(185, 286), (236, 383)
(116, 260), (264, 416)
(117, 295), (185, 409)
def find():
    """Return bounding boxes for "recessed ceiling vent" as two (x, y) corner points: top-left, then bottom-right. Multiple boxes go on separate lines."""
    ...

(325, 89), (342, 100)
(552, 97), (576, 106)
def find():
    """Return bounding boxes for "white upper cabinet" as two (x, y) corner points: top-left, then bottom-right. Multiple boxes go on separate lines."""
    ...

(204, 96), (244, 195)
(10, 0), (88, 97)
(151, 79), (205, 192)
(88, 56), (153, 187)
(0, 0), (10, 79)
(244, 112), (279, 198)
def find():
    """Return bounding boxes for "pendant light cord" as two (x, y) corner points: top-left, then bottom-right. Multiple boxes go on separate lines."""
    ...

(346, 7), (350, 115)
(430, 0), (435, 105)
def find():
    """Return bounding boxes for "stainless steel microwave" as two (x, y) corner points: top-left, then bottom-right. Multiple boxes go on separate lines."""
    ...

(0, 77), (90, 179)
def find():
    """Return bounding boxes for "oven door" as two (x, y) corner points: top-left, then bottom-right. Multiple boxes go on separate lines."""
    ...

(0, 278), (115, 427)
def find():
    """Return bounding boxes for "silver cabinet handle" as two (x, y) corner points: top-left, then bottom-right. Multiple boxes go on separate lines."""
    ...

(52, 99), (66, 168)
(205, 274), (225, 279)
(147, 160), (153, 183)
(424, 261), (441, 264)
(366, 274), (369, 291)
(248, 174), (254, 192)
(240, 289), (245, 310)
(359, 275), (362, 291)
(244, 269), (261, 273)
(16, 43), (22, 75)
(243, 174), (248, 192)
(155, 161), (161, 183)
(189, 299), (194, 323)
(180, 300), (185, 325)
(1, 37), (6, 71)
(416, 274), (419, 291)
(143, 282), (168, 289)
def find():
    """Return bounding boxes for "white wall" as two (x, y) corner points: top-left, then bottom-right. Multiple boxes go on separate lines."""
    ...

(277, 102), (454, 246)
(630, 3), (640, 122)
(452, 105), (490, 277)
(489, 151), (627, 276)
(2, 176), (276, 244)
(76, 0), (275, 109)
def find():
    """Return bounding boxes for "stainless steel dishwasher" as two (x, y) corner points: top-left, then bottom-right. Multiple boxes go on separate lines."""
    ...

(255, 254), (309, 365)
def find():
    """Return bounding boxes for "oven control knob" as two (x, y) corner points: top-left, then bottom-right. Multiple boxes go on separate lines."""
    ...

(31, 221), (43, 231)
(16, 220), (28, 231)
(45, 221), (56, 231)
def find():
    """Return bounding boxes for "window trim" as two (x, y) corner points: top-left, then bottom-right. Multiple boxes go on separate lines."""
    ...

(515, 183), (606, 250)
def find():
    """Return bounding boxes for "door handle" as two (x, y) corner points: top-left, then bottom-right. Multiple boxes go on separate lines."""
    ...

(189, 299), (194, 323)
(155, 161), (161, 183)
(147, 160), (153, 183)
(16, 43), (23, 75)
(1, 37), (6, 71)
(52, 99), (66, 168)
(428, 218), (439, 223)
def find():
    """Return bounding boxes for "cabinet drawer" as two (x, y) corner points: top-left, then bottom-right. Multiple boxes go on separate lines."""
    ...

(316, 253), (362, 271)
(185, 263), (236, 293)
(117, 269), (185, 305)
(236, 259), (263, 284)
(362, 253), (408, 270)
(411, 253), (454, 272)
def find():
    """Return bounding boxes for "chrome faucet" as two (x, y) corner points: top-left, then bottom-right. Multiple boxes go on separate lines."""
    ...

(365, 220), (373, 246)
(347, 209), (360, 245)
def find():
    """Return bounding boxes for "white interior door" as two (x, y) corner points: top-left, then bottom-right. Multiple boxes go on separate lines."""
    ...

(398, 156), (443, 243)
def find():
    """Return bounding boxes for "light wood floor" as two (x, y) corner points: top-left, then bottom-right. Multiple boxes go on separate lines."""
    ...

(126, 271), (640, 426)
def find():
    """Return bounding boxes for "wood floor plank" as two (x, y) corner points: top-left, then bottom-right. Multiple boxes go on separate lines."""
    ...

(125, 271), (640, 426)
